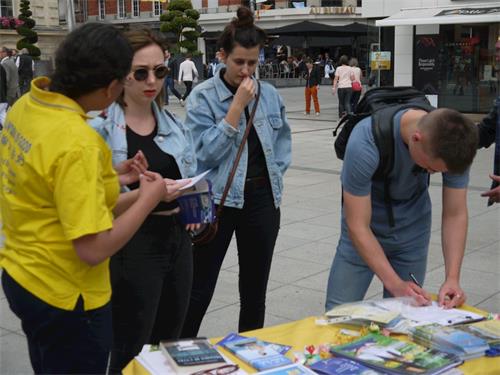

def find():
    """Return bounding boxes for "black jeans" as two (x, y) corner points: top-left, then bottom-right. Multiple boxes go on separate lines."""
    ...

(337, 87), (352, 117)
(164, 76), (181, 104)
(181, 180), (280, 337)
(182, 80), (193, 100)
(109, 215), (193, 373)
(1, 271), (112, 374)
(351, 90), (361, 113)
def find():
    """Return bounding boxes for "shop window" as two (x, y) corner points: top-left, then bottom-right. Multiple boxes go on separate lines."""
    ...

(433, 23), (498, 113)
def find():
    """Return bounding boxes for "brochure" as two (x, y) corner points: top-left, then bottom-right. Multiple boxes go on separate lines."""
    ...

(330, 333), (463, 375)
(217, 332), (292, 355)
(176, 170), (216, 224)
(221, 336), (292, 371)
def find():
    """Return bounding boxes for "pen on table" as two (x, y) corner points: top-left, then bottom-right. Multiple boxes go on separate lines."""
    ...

(409, 272), (422, 288)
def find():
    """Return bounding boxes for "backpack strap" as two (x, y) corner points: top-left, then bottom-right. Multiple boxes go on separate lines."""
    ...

(371, 103), (434, 227)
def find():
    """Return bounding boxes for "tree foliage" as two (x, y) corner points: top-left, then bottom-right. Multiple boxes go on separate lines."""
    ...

(160, 0), (201, 55)
(16, 0), (40, 59)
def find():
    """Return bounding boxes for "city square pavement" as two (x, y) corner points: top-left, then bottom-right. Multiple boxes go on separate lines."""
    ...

(0, 85), (499, 373)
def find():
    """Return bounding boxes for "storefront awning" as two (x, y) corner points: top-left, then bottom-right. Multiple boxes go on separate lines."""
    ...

(376, 5), (500, 26)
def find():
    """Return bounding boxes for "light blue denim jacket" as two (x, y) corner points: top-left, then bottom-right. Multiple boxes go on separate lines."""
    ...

(89, 102), (197, 186)
(184, 75), (292, 209)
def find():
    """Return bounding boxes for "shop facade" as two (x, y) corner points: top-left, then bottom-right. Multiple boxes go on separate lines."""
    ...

(364, 0), (500, 113)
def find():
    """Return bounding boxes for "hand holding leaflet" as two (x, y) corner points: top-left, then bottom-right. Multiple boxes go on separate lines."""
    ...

(175, 170), (215, 225)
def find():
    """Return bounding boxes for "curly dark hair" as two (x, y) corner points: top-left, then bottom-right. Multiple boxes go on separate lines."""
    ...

(217, 7), (267, 54)
(418, 108), (478, 174)
(50, 23), (133, 99)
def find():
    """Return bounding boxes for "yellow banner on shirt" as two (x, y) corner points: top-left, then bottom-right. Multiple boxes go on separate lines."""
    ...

(140, 0), (167, 3)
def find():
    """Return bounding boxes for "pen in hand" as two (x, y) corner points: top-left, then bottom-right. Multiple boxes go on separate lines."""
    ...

(409, 272), (422, 288)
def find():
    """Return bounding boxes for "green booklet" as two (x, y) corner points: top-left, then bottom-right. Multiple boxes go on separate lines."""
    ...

(330, 333), (463, 375)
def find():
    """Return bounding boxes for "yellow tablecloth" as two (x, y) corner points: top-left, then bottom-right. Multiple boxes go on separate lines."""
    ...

(123, 309), (500, 374)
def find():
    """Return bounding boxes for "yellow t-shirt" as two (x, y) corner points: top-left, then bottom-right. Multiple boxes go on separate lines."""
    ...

(0, 77), (120, 311)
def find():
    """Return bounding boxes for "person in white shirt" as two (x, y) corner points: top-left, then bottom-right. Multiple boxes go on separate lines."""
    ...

(178, 53), (198, 105)
(332, 55), (352, 118)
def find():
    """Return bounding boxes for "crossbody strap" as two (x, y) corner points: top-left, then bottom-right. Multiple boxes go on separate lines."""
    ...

(216, 81), (261, 218)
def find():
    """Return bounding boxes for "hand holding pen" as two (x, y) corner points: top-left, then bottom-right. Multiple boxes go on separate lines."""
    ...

(386, 273), (431, 306)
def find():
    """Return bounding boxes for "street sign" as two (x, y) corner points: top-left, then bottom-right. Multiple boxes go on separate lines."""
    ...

(370, 51), (391, 70)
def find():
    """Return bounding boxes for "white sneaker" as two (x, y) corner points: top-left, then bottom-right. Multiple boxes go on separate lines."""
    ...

(303, 111), (309, 115)
(315, 112), (320, 116)
(180, 99), (185, 107)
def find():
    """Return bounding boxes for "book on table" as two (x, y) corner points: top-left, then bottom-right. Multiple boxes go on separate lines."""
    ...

(220, 336), (292, 371)
(410, 323), (490, 361)
(159, 338), (228, 374)
(330, 333), (463, 375)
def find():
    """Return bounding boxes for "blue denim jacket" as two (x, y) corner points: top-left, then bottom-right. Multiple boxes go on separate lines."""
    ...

(89, 102), (197, 183)
(184, 75), (292, 209)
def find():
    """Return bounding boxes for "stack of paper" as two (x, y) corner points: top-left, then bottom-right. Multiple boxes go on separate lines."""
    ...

(410, 324), (490, 361)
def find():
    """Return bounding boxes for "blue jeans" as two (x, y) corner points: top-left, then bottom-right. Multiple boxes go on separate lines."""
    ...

(325, 238), (428, 311)
(164, 76), (181, 104)
(1, 271), (112, 374)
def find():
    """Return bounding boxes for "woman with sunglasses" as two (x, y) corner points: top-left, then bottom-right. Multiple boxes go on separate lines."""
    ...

(0, 23), (173, 374)
(181, 7), (291, 337)
(90, 28), (197, 373)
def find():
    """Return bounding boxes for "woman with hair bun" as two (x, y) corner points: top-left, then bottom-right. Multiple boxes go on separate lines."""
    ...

(181, 6), (292, 337)
(0, 23), (171, 374)
(90, 28), (197, 373)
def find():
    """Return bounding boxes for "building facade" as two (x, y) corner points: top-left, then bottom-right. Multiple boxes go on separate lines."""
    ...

(78, 0), (370, 65)
(364, 0), (500, 113)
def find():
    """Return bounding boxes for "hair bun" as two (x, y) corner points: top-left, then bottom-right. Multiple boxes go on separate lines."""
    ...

(234, 7), (254, 28)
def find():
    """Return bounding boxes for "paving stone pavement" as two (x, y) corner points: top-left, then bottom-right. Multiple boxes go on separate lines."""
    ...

(0, 85), (498, 373)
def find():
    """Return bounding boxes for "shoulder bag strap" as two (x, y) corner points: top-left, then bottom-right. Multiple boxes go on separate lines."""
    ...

(215, 81), (261, 218)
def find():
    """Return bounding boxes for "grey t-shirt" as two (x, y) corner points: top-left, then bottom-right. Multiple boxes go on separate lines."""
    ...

(339, 110), (469, 252)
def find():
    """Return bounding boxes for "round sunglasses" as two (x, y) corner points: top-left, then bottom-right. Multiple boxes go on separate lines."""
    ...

(132, 65), (169, 81)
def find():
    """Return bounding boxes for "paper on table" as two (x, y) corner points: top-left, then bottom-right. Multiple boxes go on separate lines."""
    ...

(326, 303), (400, 324)
(373, 300), (484, 326)
(177, 170), (211, 191)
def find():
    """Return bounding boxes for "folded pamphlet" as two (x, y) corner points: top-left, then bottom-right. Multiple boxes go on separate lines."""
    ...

(176, 170), (216, 224)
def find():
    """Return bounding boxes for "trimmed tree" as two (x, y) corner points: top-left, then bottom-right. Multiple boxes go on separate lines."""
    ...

(16, 0), (41, 59)
(160, 0), (201, 55)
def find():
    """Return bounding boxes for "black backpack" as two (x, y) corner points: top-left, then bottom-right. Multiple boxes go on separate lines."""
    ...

(332, 86), (435, 227)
